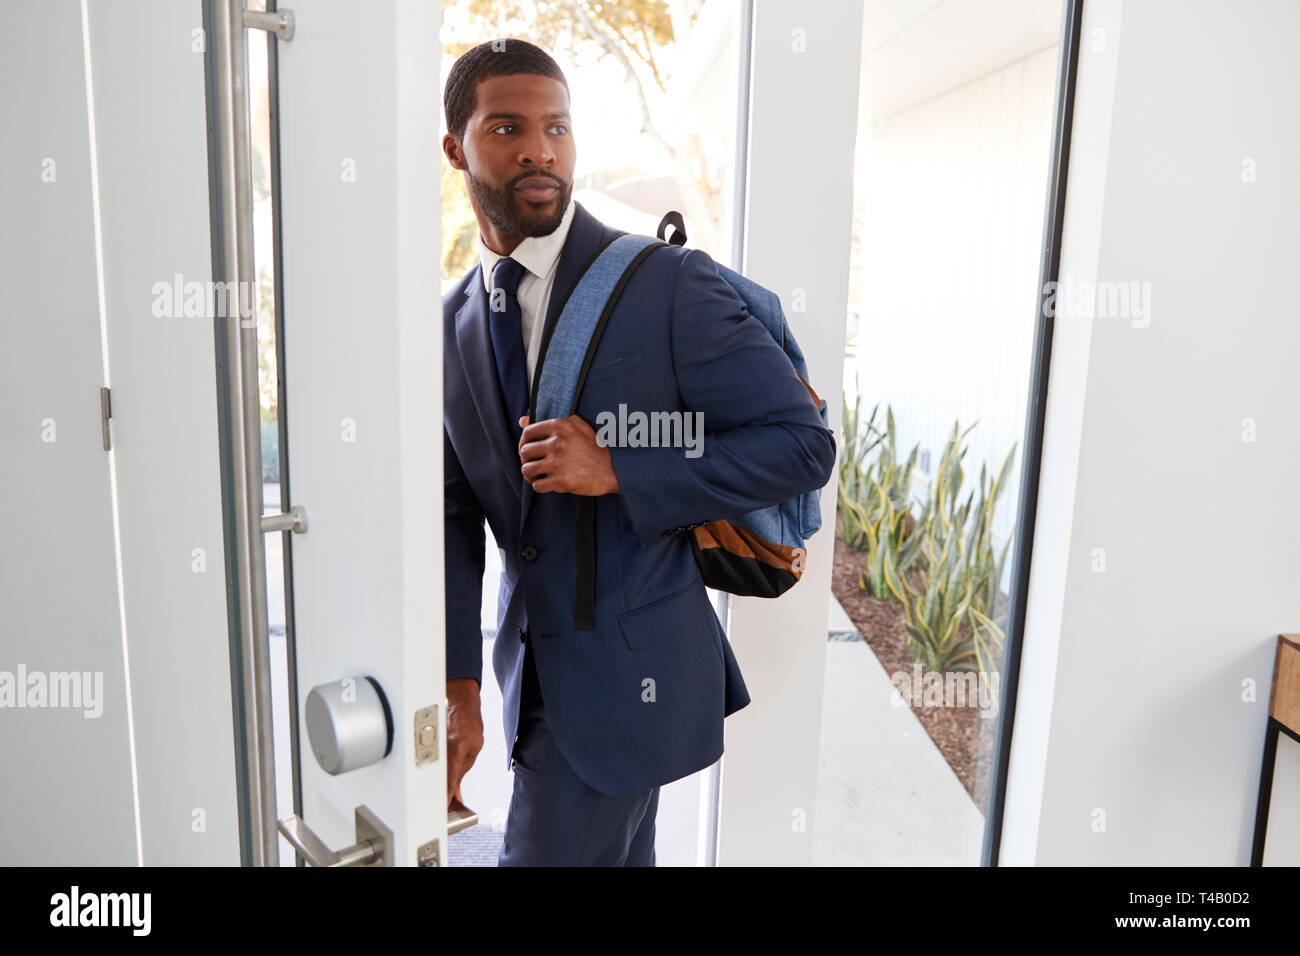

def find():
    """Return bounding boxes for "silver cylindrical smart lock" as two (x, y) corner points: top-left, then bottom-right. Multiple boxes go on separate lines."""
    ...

(304, 676), (394, 775)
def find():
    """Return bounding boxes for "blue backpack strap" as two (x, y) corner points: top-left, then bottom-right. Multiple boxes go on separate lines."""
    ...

(534, 233), (665, 421)
(530, 232), (666, 630)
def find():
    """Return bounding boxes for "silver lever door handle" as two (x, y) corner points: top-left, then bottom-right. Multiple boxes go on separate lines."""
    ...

(448, 797), (478, 836)
(277, 804), (393, 866)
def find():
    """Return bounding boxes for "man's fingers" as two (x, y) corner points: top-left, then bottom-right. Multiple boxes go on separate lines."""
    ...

(520, 455), (553, 480)
(446, 751), (475, 807)
(518, 417), (547, 451)
(520, 436), (554, 462)
(518, 417), (564, 453)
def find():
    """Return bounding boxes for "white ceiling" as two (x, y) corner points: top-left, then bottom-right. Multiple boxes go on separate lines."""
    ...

(859, 0), (1066, 121)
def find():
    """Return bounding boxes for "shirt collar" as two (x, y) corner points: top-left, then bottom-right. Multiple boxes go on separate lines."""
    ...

(479, 196), (577, 293)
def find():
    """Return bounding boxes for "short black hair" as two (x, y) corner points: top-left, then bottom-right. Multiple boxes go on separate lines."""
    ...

(443, 38), (570, 142)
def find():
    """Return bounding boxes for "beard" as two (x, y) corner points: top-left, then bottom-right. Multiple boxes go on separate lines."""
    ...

(469, 169), (571, 238)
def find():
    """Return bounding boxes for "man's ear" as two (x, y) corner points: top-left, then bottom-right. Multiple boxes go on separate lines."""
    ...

(442, 133), (466, 170)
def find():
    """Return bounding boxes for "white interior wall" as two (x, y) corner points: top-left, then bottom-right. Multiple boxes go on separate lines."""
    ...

(89, 0), (240, 867)
(0, 0), (239, 866)
(1004, 0), (1300, 865)
(0, 0), (140, 867)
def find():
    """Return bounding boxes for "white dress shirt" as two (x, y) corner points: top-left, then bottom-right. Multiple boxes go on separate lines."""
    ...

(477, 197), (577, 389)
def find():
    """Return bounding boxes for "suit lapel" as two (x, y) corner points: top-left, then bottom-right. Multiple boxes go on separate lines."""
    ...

(454, 265), (523, 502)
(520, 200), (617, 530)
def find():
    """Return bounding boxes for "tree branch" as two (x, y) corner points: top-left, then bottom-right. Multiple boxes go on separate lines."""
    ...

(563, 0), (674, 159)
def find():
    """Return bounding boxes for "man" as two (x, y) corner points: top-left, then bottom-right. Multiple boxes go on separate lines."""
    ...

(441, 38), (836, 866)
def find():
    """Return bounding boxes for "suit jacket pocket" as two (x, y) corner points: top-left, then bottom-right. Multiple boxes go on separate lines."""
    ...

(584, 349), (646, 388)
(617, 580), (700, 651)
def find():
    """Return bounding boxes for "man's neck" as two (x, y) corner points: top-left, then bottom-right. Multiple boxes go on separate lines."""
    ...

(481, 232), (524, 257)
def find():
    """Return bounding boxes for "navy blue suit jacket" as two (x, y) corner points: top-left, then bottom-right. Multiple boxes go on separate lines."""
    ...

(443, 200), (836, 796)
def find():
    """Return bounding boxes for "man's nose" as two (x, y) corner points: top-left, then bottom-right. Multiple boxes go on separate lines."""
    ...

(516, 128), (555, 167)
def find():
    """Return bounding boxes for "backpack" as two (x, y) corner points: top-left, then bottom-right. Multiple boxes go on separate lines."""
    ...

(530, 211), (829, 630)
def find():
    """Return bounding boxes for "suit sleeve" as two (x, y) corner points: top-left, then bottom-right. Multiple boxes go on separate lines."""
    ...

(444, 426), (485, 687)
(607, 248), (837, 551)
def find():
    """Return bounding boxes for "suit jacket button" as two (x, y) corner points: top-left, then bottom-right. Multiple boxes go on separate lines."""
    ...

(520, 545), (539, 561)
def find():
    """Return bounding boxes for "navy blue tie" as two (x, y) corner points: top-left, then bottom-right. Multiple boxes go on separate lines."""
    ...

(488, 256), (529, 443)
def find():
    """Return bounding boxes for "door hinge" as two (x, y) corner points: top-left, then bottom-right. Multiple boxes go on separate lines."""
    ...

(100, 387), (112, 451)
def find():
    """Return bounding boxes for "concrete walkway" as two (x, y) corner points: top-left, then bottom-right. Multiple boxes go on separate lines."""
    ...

(812, 639), (984, 865)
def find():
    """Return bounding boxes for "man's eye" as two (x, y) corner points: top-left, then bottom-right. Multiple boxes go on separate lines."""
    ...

(490, 123), (567, 135)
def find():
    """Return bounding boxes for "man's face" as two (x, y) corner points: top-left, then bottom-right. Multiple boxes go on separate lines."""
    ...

(448, 73), (576, 240)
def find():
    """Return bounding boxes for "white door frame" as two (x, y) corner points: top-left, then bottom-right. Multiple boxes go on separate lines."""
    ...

(715, 0), (865, 866)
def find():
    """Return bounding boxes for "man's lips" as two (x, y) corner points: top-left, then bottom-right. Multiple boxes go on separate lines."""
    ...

(516, 178), (560, 202)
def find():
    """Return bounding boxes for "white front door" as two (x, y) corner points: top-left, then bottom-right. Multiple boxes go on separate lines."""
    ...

(273, 0), (448, 866)
(1, 0), (446, 867)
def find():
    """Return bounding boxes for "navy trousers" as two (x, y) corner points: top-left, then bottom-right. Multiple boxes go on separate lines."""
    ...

(498, 635), (659, 866)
